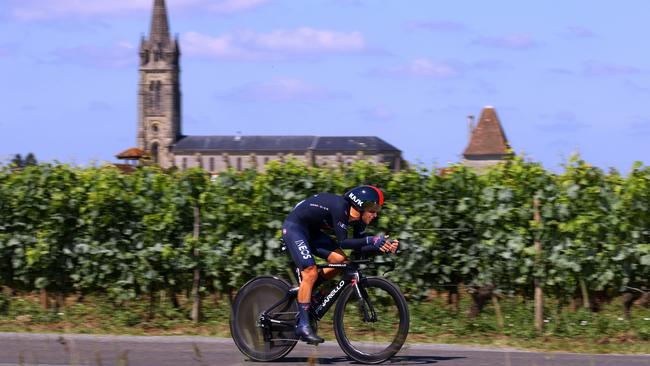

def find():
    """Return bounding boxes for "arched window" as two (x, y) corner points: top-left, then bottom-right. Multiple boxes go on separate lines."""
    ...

(148, 81), (155, 113)
(147, 81), (163, 114)
(151, 143), (159, 164)
(154, 81), (162, 113)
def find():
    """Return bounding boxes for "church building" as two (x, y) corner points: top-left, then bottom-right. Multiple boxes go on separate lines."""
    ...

(116, 0), (403, 172)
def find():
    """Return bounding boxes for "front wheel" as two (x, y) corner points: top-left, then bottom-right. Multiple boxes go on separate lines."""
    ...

(333, 277), (409, 364)
(230, 276), (298, 361)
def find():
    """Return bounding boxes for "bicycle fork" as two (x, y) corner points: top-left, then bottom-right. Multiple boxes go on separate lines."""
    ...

(353, 275), (378, 323)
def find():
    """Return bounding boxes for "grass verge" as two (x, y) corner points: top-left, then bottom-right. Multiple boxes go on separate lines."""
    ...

(0, 292), (648, 354)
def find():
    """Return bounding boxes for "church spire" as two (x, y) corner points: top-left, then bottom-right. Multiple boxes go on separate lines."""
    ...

(149, 0), (171, 44)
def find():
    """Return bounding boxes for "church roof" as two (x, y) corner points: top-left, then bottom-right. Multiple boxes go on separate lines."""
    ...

(313, 136), (398, 151)
(463, 106), (510, 158)
(171, 136), (400, 154)
(149, 0), (171, 44)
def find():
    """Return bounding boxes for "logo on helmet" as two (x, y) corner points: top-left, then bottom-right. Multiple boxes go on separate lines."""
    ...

(348, 192), (363, 208)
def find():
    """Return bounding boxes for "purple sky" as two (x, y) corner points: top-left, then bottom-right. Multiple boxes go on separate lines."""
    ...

(1, 0), (649, 171)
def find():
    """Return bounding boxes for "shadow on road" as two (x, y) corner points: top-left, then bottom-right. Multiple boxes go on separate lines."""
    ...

(388, 355), (466, 364)
(274, 355), (465, 364)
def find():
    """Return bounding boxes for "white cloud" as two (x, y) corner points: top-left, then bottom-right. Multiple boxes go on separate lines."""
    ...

(221, 78), (338, 102)
(182, 28), (366, 61)
(372, 58), (462, 78)
(10, 0), (270, 20)
(472, 33), (540, 50)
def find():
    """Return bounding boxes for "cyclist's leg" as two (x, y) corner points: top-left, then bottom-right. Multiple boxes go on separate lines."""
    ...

(298, 265), (318, 301)
(282, 223), (317, 296)
(312, 233), (347, 280)
(324, 249), (347, 279)
(282, 223), (324, 344)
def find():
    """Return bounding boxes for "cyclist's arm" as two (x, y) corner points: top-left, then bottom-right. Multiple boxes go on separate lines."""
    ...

(335, 223), (367, 249)
(332, 206), (382, 252)
(336, 224), (382, 253)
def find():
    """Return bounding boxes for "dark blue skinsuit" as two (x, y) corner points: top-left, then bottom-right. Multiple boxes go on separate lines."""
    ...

(282, 193), (379, 269)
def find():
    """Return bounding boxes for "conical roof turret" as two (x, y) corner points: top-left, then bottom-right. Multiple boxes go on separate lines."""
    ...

(463, 106), (510, 157)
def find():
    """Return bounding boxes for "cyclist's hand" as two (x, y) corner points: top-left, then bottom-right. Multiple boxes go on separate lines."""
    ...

(380, 237), (399, 254)
(366, 235), (386, 249)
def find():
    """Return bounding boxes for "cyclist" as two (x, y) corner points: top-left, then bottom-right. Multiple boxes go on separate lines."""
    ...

(282, 185), (399, 344)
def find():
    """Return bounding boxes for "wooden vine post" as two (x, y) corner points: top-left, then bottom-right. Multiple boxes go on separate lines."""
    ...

(533, 198), (544, 333)
(191, 203), (202, 323)
(39, 289), (49, 310)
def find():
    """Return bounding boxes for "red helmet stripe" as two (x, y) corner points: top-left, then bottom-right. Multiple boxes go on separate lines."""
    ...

(368, 185), (384, 206)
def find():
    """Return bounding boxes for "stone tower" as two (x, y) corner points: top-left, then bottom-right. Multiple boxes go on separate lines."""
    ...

(137, 0), (181, 168)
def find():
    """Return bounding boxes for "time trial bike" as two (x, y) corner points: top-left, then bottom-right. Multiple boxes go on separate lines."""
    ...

(230, 247), (410, 364)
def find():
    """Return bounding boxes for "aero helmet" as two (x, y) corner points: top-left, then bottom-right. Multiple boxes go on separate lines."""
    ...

(344, 185), (384, 212)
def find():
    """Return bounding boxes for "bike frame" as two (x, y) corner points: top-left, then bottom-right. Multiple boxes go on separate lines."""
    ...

(258, 260), (378, 341)
(312, 262), (377, 321)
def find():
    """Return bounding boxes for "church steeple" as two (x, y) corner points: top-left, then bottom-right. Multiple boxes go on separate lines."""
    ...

(137, 0), (182, 168)
(149, 0), (171, 44)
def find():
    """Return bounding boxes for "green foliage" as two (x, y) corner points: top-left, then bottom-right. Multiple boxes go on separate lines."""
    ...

(617, 162), (650, 290)
(0, 155), (648, 311)
(550, 156), (624, 296)
(1, 164), (84, 294)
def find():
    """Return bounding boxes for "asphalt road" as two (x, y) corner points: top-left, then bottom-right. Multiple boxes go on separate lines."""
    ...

(0, 333), (648, 366)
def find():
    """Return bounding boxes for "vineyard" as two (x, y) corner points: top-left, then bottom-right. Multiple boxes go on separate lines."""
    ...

(0, 156), (649, 327)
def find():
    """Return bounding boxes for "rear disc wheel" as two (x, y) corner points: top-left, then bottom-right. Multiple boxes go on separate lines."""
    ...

(230, 276), (298, 361)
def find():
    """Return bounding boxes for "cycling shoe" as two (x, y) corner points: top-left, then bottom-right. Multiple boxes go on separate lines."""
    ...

(295, 324), (324, 345)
